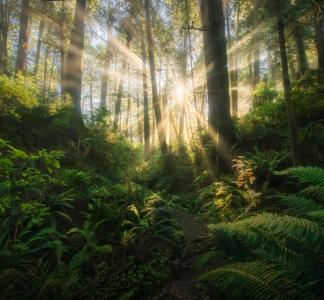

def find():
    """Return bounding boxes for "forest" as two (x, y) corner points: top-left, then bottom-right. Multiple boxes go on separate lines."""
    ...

(0, 0), (323, 299)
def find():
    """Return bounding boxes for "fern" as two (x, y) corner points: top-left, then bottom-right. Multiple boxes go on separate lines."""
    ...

(278, 194), (323, 214)
(209, 213), (323, 262)
(275, 167), (324, 185)
(301, 185), (324, 203)
(199, 261), (313, 300)
(304, 210), (324, 225)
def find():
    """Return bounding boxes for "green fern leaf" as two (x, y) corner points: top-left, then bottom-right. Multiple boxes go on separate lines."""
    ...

(278, 194), (323, 214)
(199, 261), (313, 300)
(275, 167), (324, 185)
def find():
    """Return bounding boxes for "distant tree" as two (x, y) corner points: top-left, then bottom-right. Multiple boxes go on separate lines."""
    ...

(0, 0), (13, 74)
(276, 8), (301, 165)
(315, 1), (324, 74)
(100, 0), (112, 109)
(64, 0), (87, 117)
(144, 0), (167, 153)
(15, 0), (30, 73)
(34, 7), (46, 75)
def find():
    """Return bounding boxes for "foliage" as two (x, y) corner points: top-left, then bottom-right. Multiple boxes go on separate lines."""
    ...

(199, 163), (324, 299)
(252, 83), (278, 107)
(200, 261), (312, 300)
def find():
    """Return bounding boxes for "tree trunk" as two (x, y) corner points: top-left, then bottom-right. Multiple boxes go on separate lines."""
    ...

(144, 0), (167, 153)
(137, 93), (143, 144)
(59, 1), (66, 96)
(64, 0), (87, 116)
(100, 1), (112, 109)
(0, 0), (10, 74)
(49, 53), (56, 92)
(294, 27), (309, 76)
(140, 19), (150, 157)
(42, 46), (49, 99)
(226, 0), (239, 118)
(179, 32), (187, 143)
(315, 8), (324, 74)
(34, 16), (45, 75)
(253, 47), (260, 87)
(277, 17), (301, 166)
(114, 72), (125, 129)
(113, 38), (130, 130)
(15, 0), (29, 73)
(200, 0), (236, 174)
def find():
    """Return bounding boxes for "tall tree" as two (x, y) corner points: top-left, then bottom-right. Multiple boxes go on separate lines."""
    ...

(113, 36), (131, 129)
(294, 27), (309, 76)
(200, 0), (236, 173)
(144, 0), (167, 153)
(315, 3), (324, 74)
(277, 14), (301, 165)
(0, 0), (12, 74)
(64, 0), (87, 116)
(59, 1), (66, 96)
(34, 14), (46, 75)
(100, 0), (112, 109)
(140, 17), (150, 157)
(15, 0), (30, 73)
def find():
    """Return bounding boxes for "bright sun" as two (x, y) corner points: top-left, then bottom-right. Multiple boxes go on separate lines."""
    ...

(174, 83), (185, 104)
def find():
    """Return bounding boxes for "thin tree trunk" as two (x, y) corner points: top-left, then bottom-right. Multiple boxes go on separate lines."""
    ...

(0, 0), (10, 74)
(64, 0), (87, 117)
(144, 0), (167, 153)
(42, 46), (49, 99)
(253, 47), (260, 87)
(140, 19), (150, 157)
(49, 53), (55, 92)
(15, 0), (29, 73)
(137, 93), (143, 144)
(226, 0), (239, 117)
(59, 1), (66, 96)
(114, 74), (125, 129)
(89, 72), (94, 114)
(200, 0), (236, 173)
(277, 16), (301, 166)
(34, 16), (45, 75)
(179, 32), (187, 143)
(100, 0), (112, 109)
(315, 7), (324, 74)
(294, 27), (309, 76)
(114, 38), (130, 129)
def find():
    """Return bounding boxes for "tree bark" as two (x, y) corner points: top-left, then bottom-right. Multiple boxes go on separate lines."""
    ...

(294, 27), (309, 76)
(253, 46), (260, 87)
(64, 0), (87, 116)
(179, 33), (187, 143)
(315, 7), (324, 74)
(144, 0), (167, 153)
(42, 46), (49, 99)
(15, 0), (29, 73)
(100, 1), (112, 109)
(34, 16), (45, 75)
(59, 1), (66, 96)
(140, 20), (150, 157)
(113, 38), (130, 130)
(0, 0), (11, 74)
(277, 17), (301, 166)
(200, 0), (236, 174)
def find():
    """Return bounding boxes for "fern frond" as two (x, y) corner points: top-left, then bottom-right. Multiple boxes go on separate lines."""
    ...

(275, 167), (324, 185)
(304, 210), (324, 225)
(199, 261), (312, 300)
(278, 194), (323, 214)
(301, 185), (324, 203)
(209, 213), (323, 261)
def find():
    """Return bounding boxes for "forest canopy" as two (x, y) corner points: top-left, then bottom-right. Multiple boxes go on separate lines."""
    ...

(0, 0), (323, 299)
